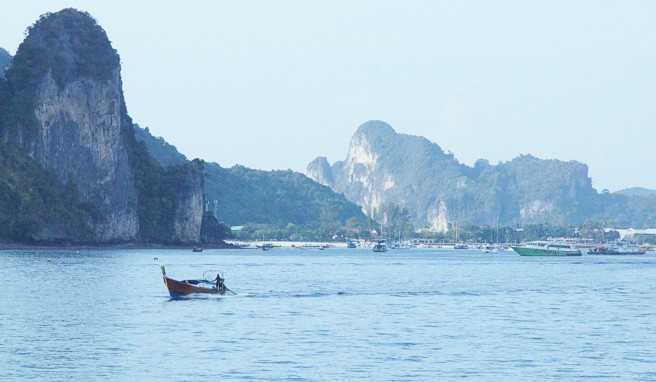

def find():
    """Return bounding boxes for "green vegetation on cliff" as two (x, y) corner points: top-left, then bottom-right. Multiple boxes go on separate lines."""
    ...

(133, 124), (188, 167)
(127, 136), (204, 243)
(0, 43), (96, 243)
(204, 164), (368, 228)
(614, 187), (656, 198)
(0, 48), (11, 78)
(0, 146), (96, 242)
(133, 125), (370, 232)
(411, 222), (621, 244)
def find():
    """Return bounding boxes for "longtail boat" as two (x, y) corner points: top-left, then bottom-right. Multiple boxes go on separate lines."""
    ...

(161, 265), (231, 297)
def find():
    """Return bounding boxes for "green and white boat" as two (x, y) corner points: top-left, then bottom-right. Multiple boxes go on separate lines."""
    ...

(512, 242), (582, 256)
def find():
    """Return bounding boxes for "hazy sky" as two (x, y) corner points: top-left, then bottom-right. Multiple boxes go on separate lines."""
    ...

(2, 1), (655, 191)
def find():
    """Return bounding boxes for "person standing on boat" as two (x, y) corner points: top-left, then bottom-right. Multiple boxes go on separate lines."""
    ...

(215, 273), (225, 293)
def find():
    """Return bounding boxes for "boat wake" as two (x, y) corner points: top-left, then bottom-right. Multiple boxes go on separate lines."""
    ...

(239, 289), (486, 299)
(166, 294), (232, 302)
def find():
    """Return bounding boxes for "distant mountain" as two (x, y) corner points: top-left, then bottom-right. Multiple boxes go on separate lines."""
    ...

(615, 187), (656, 198)
(203, 164), (367, 227)
(0, 48), (10, 78)
(307, 120), (656, 229)
(0, 9), (207, 244)
(133, 125), (369, 228)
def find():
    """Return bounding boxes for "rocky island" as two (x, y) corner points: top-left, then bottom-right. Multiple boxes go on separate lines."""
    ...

(1, 9), (654, 246)
(307, 120), (656, 231)
(0, 10), (208, 245)
(0, 9), (369, 246)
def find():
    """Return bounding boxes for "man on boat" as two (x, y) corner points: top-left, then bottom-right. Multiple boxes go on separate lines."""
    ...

(215, 273), (226, 293)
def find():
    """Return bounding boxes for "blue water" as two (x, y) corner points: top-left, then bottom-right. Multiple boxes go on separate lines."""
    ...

(1, 248), (656, 381)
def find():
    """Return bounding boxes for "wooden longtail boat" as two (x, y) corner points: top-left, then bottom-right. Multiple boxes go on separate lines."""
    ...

(161, 265), (229, 297)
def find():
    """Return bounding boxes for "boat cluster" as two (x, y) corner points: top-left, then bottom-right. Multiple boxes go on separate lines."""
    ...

(359, 238), (652, 256)
(511, 241), (650, 256)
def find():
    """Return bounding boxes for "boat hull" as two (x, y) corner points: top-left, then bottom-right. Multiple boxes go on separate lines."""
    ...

(512, 246), (581, 256)
(163, 276), (222, 297)
(160, 266), (225, 297)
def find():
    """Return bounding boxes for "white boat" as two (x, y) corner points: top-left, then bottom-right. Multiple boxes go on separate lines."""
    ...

(372, 240), (388, 253)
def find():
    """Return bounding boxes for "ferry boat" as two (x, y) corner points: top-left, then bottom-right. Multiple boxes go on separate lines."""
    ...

(372, 240), (388, 253)
(512, 242), (581, 256)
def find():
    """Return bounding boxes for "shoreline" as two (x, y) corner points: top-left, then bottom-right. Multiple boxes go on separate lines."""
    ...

(0, 242), (239, 251)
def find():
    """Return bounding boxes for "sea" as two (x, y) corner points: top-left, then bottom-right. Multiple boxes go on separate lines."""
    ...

(1, 248), (655, 381)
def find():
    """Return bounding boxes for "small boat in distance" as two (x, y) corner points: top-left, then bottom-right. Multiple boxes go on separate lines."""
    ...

(373, 240), (388, 253)
(161, 265), (232, 297)
(346, 240), (357, 249)
(256, 243), (274, 251)
(192, 247), (203, 253)
(512, 242), (581, 256)
(483, 244), (497, 253)
(454, 243), (469, 250)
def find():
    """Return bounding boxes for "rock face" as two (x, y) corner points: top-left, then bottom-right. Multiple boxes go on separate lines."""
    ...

(308, 120), (474, 230)
(133, 125), (204, 243)
(306, 157), (334, 188)
(171, 163), (204, 243)
(0, 48), (10, 78)
(0, 9), (204, 243)
(307, 120), (653, 230)
(2, 9), (138, 241)
(32, 64), (138, 241)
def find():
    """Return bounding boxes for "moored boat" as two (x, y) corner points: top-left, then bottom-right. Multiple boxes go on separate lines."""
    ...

(589, 246), (646, 255)
(257, 243), (274, 251)
(512, 242), (581, 256)
(161, 265), (231, 297)
(372, 240), (388, 253)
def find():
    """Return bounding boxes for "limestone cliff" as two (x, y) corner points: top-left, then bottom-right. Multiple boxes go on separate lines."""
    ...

(309, 120), (471, 230)
(0, 9), (204, 243)
(171, 161), (204, 243)
(1, 9), (138, 241)
(305, 156), (334, 187)
(307, 120), (634, 230)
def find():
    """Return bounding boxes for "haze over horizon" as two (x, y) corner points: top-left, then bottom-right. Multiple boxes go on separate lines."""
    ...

(2, 1), (654, 191)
